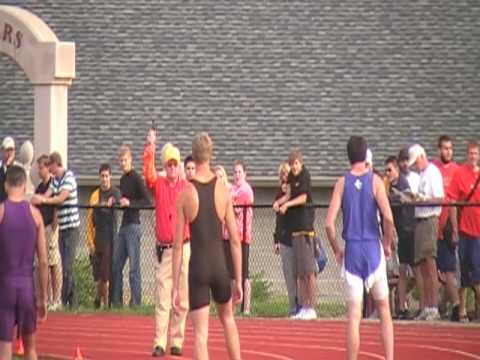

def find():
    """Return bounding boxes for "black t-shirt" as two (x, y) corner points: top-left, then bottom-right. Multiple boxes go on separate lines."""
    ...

(286, 166), (314, 232)
(93, 187), (121, 250)
(119, 169), (150, 226)
(35, 177), (54, 226)
(388, 173), (415, 234)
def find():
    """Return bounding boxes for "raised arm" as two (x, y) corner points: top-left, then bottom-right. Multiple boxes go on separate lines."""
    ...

(325, 177), (345, 263)
(143, 140), (158, 191)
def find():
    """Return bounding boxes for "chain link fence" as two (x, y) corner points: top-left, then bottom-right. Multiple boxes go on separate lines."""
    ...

(73, 204), (349, 317)
(71, 203), (478, 318)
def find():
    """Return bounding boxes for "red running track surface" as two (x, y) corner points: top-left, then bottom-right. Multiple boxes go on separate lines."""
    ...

(36, 313), (480, 360)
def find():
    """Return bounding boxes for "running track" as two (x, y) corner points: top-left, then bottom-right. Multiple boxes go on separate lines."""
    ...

(36, 313), (480, 360)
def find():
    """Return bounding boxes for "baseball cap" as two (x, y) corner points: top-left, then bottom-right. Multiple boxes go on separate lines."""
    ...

(407, 144), (426, 167)
(398, 147), (409, 161)
(1, 136), (15, 150)
(163, 146), (180, 164)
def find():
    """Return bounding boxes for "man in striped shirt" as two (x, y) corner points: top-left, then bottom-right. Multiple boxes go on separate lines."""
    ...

(32, 152), (80, 308)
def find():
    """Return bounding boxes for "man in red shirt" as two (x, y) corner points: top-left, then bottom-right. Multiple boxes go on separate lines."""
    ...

(432, 135), (460, 321)
(448, 141), (480, 321)
(144, 129), (190, 357)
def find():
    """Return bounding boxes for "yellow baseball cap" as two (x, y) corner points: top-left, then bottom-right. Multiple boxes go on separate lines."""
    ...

(163, 146), (180, 165)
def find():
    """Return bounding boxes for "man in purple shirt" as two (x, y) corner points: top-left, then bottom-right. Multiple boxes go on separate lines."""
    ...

(325, 136), (394, 360)
(0, 165), (48, 360)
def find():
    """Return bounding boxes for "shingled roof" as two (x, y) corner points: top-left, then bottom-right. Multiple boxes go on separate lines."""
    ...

(1, 1), (479, 184)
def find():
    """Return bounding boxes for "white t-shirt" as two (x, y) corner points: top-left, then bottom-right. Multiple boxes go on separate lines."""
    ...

(406, 171), (420, 194)
(415, 163), (444, 218)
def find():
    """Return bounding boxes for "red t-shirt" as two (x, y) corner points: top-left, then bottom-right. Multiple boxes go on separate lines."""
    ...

(447, 164), (480, 238)
(143, 143), (189, 244)
(153, 176), (190, 244)
(432, 159), (459, 239)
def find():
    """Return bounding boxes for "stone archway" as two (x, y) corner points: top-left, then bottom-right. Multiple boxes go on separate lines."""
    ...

(0, 5), (75, 165)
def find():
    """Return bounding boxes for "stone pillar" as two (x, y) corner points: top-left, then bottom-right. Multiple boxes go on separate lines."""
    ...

(34, 84), (69, 167)
(0, 5), (75, 169)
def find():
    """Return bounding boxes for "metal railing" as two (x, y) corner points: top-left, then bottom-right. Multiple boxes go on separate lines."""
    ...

(66, 202), (479, 318)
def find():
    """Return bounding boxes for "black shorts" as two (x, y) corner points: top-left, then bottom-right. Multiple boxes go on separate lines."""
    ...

(397, 231), (415, 266)
(437, 239), (457, 273)
(92, 246), (112, 282)
(223, 241), (250, 281)
(459, 235), (480, 288)
(188, 250), (232, 311)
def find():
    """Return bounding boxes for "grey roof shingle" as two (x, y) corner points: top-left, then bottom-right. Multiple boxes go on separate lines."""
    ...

(1, 1), (479, 179)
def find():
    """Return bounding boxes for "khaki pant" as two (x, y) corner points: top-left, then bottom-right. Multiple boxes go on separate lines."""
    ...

(154, 242), (190, 349)
(46, 224), (61, 266)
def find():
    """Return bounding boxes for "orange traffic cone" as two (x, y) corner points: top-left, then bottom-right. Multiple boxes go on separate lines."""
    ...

(74, 346), (84, 360)
(14, 337), (24, 355)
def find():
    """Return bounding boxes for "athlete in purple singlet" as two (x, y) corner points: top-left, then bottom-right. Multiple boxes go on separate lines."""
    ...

(0, 165), (48, 360)
(325, 136), (395, 360)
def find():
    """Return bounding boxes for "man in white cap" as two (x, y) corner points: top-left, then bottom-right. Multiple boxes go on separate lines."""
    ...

(408, 144), (444, 320)
(0, 136), (17, 203)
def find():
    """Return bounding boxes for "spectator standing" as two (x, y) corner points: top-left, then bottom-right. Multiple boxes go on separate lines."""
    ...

(273, 149), (317, 320)
(35, 155), (62, 311)
(398, 147), (424, 314)
(448, 141), (480, 321)
(408, 144), (444, 320)
(0, 136), (18, 203)
(86, 164), (121, 309)
(143, 130), (190, 357)
(31, 152), (80, 309)
(215, 165), (234, 245)
(273, 162), (299, 317)
(384, 156), (415, 319)
(111, 145), (150, 307)
(432, 135), (460, 321)
(184, 155), (196, 181)
(214, 165), (229, 189)
(398, 148), (420, 193)
(228, 161), (254, 315)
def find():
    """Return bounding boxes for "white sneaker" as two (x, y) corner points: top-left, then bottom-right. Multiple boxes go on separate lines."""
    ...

(291, 308), (306, 319)
(300, 307), (318, 320)
(49, 300), (62, 311)
(414, 309), (428, 320)
(425, 308), (440, 321)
